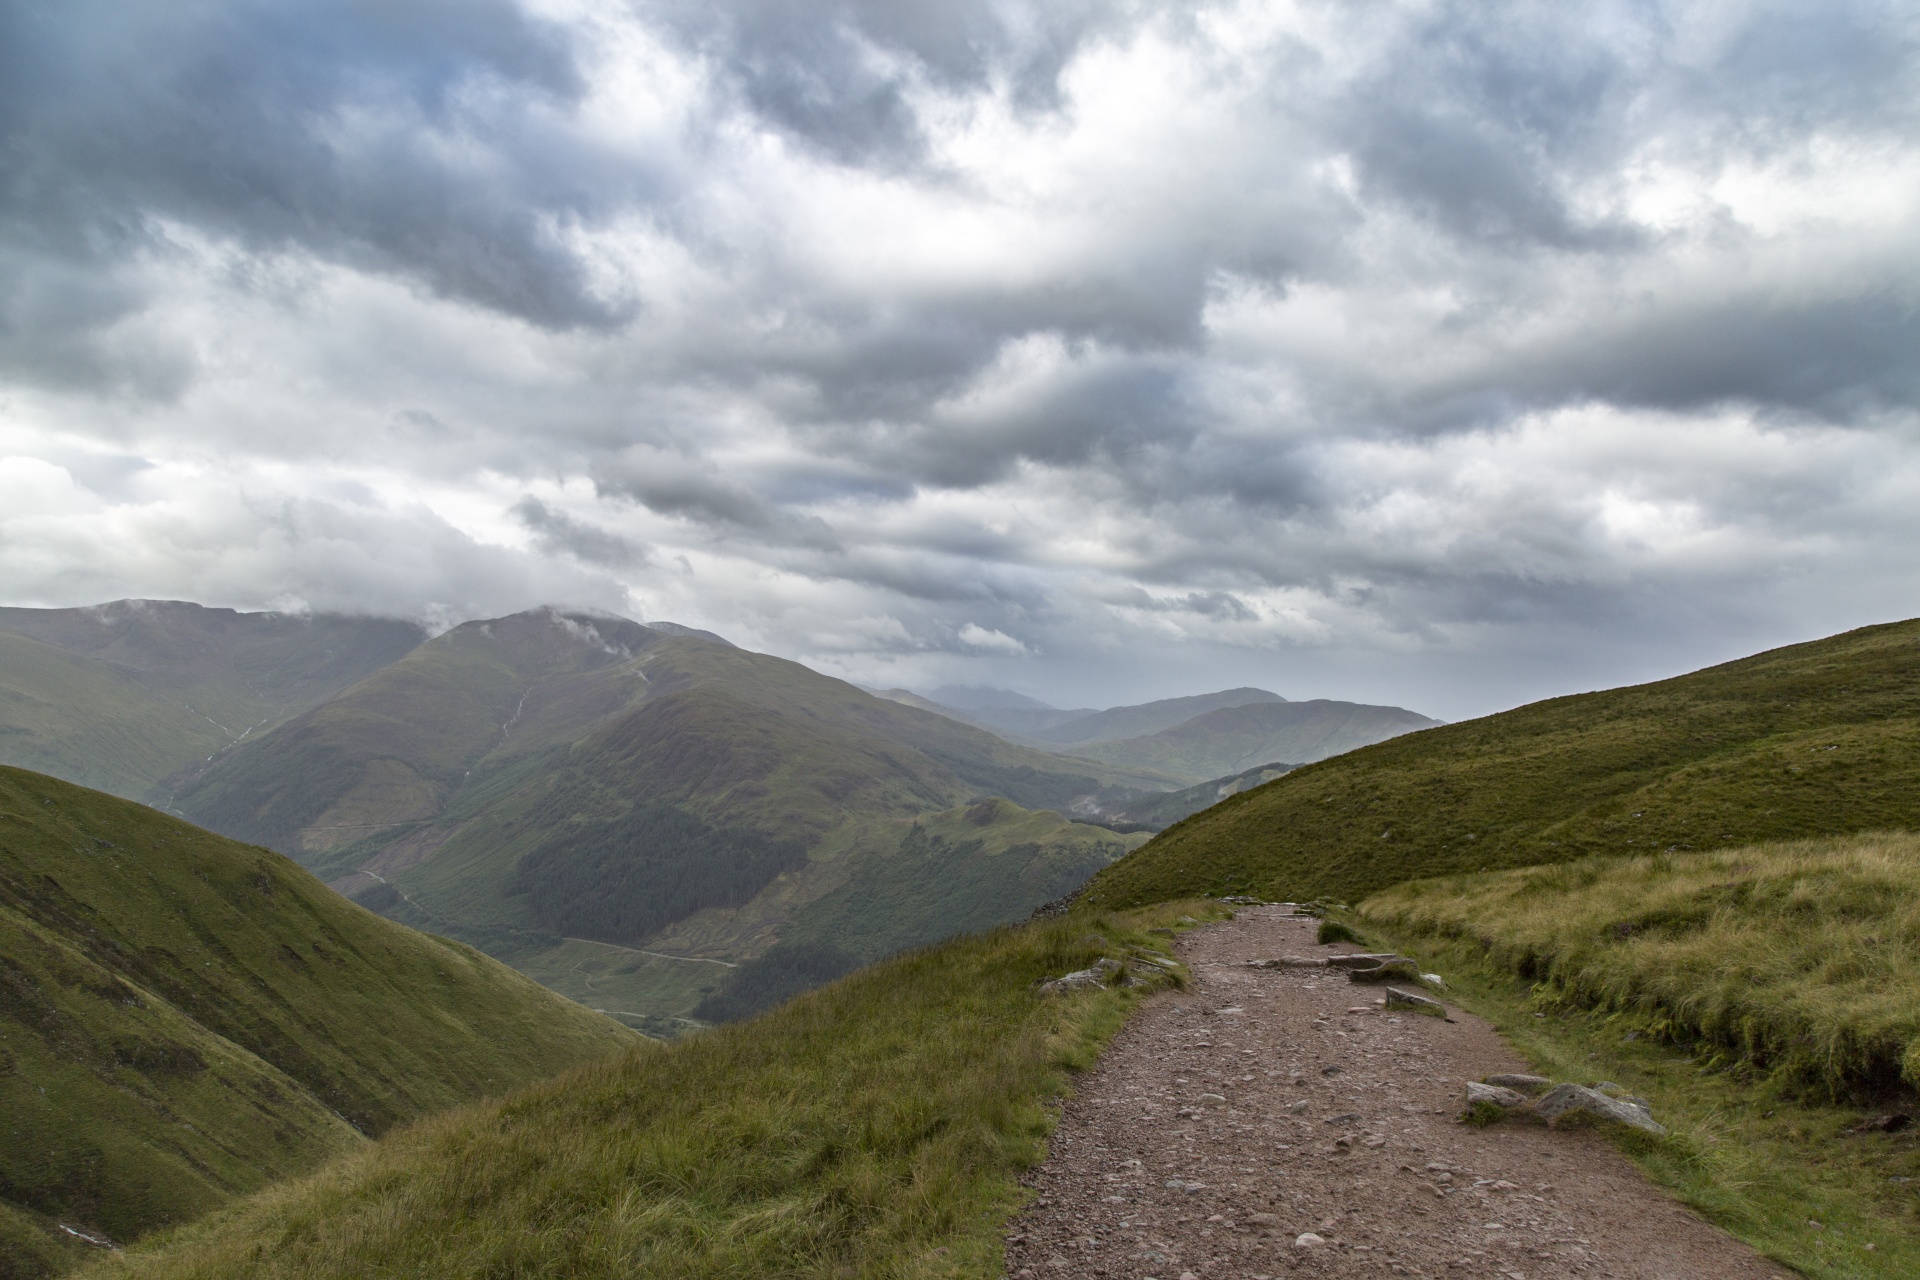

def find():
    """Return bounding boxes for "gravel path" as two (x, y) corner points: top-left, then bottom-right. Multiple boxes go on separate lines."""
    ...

(1003, 905), (1792, 1280)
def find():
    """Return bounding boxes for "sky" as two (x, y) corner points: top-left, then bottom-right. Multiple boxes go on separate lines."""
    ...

(1, 0), (1916, 721)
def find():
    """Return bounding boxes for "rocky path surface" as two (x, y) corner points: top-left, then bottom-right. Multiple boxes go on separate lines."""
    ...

(1004, 905), (1791, 1280)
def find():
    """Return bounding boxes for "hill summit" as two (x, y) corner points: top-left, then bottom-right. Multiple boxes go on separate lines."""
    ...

(1085, 618), (1920, 907)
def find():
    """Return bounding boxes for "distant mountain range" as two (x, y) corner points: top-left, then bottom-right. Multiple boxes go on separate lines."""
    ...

(873, 684), (1438, 784)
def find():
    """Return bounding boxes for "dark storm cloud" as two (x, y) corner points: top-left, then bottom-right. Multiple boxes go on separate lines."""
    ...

(653, 0), (1127, 164)
(512, 496), (652, 567)
(0, 0), (615, 370)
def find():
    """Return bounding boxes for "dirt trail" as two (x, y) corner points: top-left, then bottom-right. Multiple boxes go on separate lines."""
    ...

(1004, 905), (1791, 1280)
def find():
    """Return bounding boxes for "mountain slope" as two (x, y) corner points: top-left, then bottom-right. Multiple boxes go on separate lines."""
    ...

(0, 766), (637, 1265)
(63, 906), (1197, 1280)
(1064, 698), (1442, 782)
(172, 609), (1173, 1030)
(1085, 618), (1920, 908)
(0, 600), (423, 803)
(1027, 687), (1283, 745)
(1103, 761), (1299, 831)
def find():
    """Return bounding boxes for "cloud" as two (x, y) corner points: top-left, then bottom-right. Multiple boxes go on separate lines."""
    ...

(958, 623), (1027, 654)
(1, 0), (1917, 719)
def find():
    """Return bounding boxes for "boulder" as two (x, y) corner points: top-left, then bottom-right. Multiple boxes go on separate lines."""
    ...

(1466, 1082), (1528, 1108)
(1383, 986), (1448, 1017)
(1533, 1083), (1668, 1135)
(1038, 957), (1121, 994)
(1483, 1073), (1553, 1096)
(1349, 958), (1422, 983)
(1326, 952), (1402, 970)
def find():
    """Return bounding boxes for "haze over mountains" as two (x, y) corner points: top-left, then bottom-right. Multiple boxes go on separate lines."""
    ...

(874, 684), (1440, 785)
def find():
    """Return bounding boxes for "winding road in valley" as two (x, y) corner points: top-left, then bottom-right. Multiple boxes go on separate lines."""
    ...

(1004, 905), (1789, 1280)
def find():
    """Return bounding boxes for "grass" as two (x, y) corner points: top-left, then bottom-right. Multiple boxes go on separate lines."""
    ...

(1361, 833), (1920, 1096)
(1366, 934), (1920, 1279)
(0, 766), (637, 1266)
(79, 902), (1218, 1280)
(1085, 617), (1920, 908)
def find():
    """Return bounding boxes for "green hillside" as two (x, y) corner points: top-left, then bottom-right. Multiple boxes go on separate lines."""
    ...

(692, 798), (1147, 1020)
(0, 766), (636, 1271)
(172, 609), (1172, 1030)
(0, 601), (422, 804)
(72, 903), (1200, 1280)
(1362, 832), (1920, 1096)
(1062, 696), (1441, 783)
(1085, 618), (1920, 907)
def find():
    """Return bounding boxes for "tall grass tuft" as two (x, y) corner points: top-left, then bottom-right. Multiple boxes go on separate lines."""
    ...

(85, 904), (1206, 1280)
(1361, 833), (1920, 1097)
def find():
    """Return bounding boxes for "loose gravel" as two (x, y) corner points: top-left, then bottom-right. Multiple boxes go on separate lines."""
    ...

(1002, 905), (1793, 1279)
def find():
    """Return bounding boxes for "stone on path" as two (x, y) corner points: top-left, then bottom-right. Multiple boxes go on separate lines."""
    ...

(1485, 1073), (1553, 1095)
(1384, 985), (1449, 1016)
(1467, 1081), (1529, 1108)
(1534, 1082), (1669, 1135)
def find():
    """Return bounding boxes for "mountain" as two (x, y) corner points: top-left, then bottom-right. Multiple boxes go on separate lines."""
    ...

(911, 686), (1095, 737)
(1084, 617), (1920, 909)
(0, 601), (424, 802)
(1098, 761), (1299, 831)
(170, 609), (1166, 1033)
(0, 765), (636, 1271)
(1027, 687), (1284, 745)
(1061, 698), (1442, 782)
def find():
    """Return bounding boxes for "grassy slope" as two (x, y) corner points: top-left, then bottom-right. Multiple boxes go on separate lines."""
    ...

(1348, 842), (1920, 1279)
(1363, 832), (1920, 1095)
(0, 766), (637, 1263)
(80, 903), (1209, 1280)
(1086, 617), (1920, 907)
(0, 601), (423, 806)
(688, 800), (1149, 1021)
(1065, 698), (1439, 782)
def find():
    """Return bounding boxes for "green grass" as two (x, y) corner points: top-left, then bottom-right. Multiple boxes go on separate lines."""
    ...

(1085, 617), (1920, 908)
(78, 902), (1216, 1280)
(0, 766), (638, 1267)
(1348, 900), (1920, 1279)
(1361, 832), (1920, 1097)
